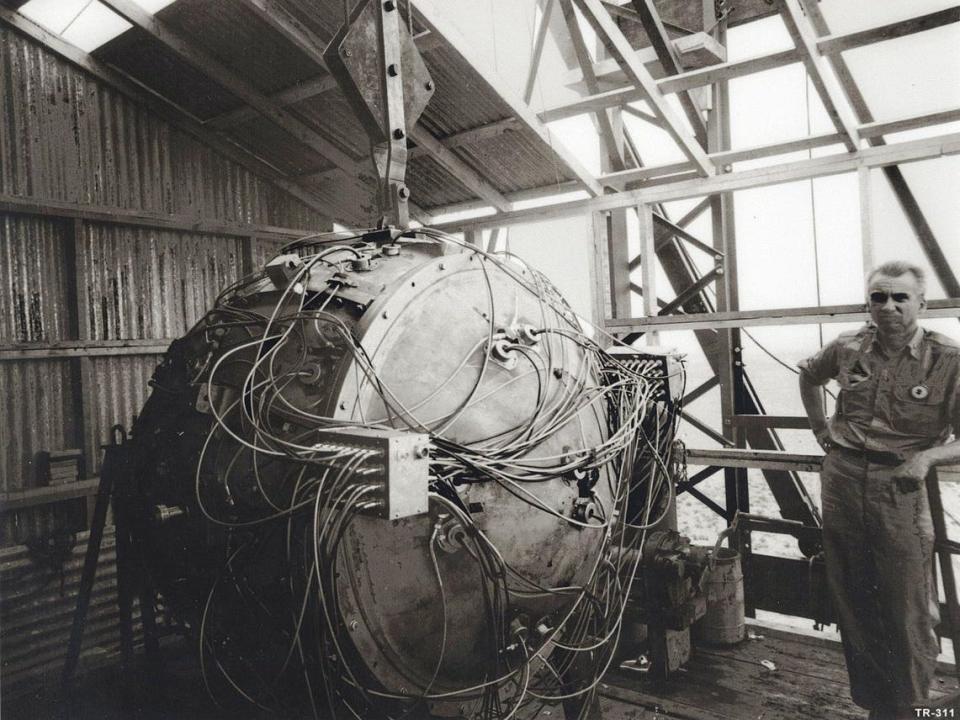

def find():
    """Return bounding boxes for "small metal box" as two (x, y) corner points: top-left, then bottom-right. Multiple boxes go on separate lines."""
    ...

(310, 426), (431, 520)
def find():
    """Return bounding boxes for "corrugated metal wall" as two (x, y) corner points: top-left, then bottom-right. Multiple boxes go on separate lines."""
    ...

(0, 22), (328, 693)
(0, 26), (323, 228)
(1, 23), (326, 507)
(1, 528), (144, 697)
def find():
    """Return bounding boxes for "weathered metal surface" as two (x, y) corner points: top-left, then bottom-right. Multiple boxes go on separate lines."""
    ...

(0, 528), (143, 697)
(78, 223), (242, 340)
(0, 360), (73, 496)
(0, 25), (327, 229)
(0, 214), (70, 343)
(86, 354), (160, 473)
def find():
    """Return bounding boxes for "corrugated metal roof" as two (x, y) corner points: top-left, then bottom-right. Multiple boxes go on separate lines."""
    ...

(41, 0), (583, 214)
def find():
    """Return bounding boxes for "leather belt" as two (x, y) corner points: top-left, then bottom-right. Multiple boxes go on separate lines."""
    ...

(834, 445), (904, 467)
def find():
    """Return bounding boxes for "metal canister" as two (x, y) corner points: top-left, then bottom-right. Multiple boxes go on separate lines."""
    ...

(694, 547), (745, 645)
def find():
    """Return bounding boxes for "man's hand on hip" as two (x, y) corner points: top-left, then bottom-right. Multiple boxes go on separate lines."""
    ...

(893, 452), (931, 493)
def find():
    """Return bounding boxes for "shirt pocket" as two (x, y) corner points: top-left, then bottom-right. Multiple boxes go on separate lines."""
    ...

(837, 367), (874, 421)
(891, 381), (945, 435)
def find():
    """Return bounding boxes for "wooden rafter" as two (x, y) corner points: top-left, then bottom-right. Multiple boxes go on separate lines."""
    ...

(523, 0), (557, 104)
(411, 0), (603, 197)
(778, 0), (859, 152)
(546, 6), (960, 122)
(629, 0), (706, 145)
(560, 0), (627, 171)
(235, 0), (510, 213)
(204, 31), (442, 129)
(408, 127), (511, 211)
(606, 298), (960, 334)
(426, 101), (960, 217)
(0, 6), (344, 223)
(206, 75), (339, 129)
(606, 106), (960, 186)
(237, 0), (331, 68)
(98, 0), (359, 173)
(572, 0), (713, 176)
(800, 0), (960, 300)
(437, 130), (960, 231)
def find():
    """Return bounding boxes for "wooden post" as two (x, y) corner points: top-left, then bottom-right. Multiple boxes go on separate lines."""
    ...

(638, 203), (659, 346)
(858, 166), (873, 274)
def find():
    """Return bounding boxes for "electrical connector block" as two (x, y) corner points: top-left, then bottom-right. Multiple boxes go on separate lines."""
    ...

(310, 426), (431, 520)
(605, 346), (684, 405)
(265, 253), (305, 289)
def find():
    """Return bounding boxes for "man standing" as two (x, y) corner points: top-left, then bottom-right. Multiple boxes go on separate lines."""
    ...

(798, 261), (960, 718)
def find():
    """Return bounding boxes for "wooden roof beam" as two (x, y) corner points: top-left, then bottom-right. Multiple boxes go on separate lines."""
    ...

(560, 0), (628, 171)
(778, 0), (859, 152)
(411, 0), (604, 197)
(237, 0), (330, 68)
(408, 127), (512, 212)
(553, 6), (960, 122)
(435, 130), (960, 231)
(204, 31), (442, 130)
(424, 105), (960, 215)
(99, 0), (360, 174)
(801, 0), (960, 298)
(629, 0), (707, 146)
(573, 0), (713, 176)
(231, 0), (505, 215)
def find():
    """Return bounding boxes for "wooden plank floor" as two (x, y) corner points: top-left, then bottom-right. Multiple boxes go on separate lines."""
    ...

(596, 622), (960, 720)
(7, 622), (958, 719)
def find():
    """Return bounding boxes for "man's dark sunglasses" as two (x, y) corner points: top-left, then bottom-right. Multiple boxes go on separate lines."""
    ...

(869, 291), (912, 304)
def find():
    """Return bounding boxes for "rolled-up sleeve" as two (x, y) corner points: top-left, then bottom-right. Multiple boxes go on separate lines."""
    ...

(798, 340), (841, 386)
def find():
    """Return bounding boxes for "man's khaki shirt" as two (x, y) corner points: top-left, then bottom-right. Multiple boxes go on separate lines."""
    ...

(799, 325), (960, 455)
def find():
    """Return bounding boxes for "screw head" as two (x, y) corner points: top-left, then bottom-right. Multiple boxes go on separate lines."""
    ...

(397, 185), (410, 200)
(341, 47), (351, 57)
(425, 80), (434, 91)
(393, 128), (405, 140)
(383, 0), (395, 10)
(387, 63), (398, 77)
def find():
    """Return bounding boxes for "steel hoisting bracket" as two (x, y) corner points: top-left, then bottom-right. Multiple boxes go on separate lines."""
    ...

(324, 0), (435, 228)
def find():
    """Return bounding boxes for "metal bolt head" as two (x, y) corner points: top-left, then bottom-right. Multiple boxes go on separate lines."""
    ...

(387, 63), (398, 77)
(425, 80), (434, 91)
(393, 128), (405, 140)
(341, 47), (351, 57)
(397, 185), (410, 200)
(339, 400), (348, 410)
(383, 0), (396, 10)
(382, 310), (389, 319)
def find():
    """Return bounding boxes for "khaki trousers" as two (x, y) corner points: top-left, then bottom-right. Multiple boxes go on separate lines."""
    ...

(821, 449), (940, 712)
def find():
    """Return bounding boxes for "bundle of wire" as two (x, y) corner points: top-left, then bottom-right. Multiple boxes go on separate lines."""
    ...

(182, 227), (685, 720)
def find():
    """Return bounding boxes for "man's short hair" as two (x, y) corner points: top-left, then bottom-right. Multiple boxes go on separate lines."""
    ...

(865, 260), (927, 296)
